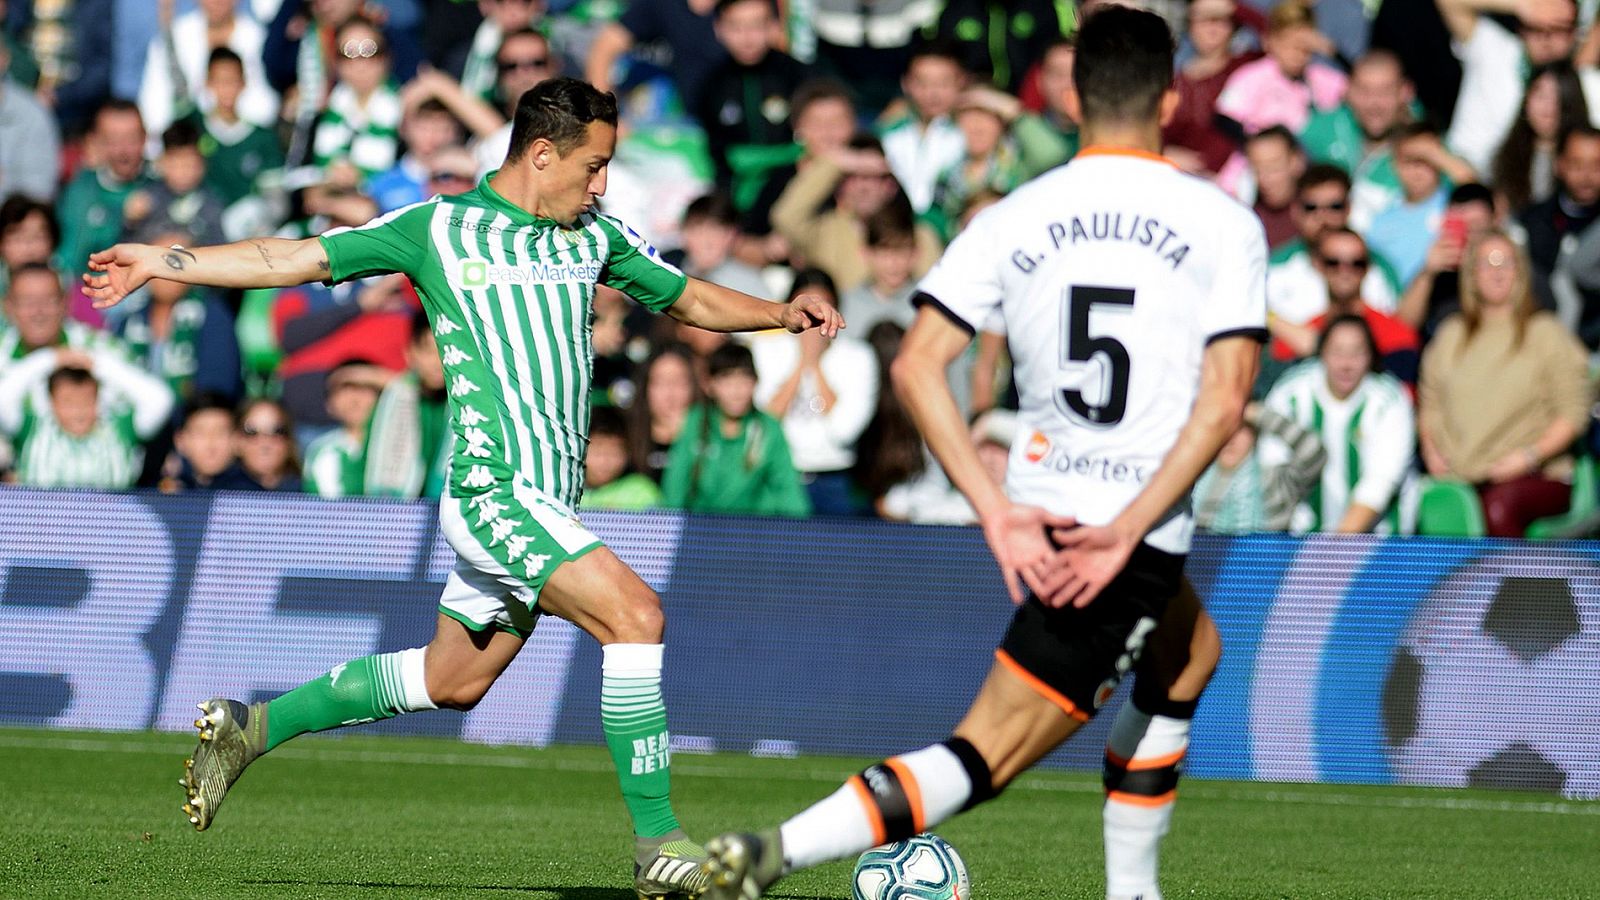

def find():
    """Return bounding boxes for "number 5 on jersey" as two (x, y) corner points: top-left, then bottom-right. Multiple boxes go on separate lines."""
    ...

(1058, 286), (1135, 427)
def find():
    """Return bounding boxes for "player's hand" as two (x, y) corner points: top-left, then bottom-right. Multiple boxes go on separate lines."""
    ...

(83, 243), (159, 310)
(1041, 523), (1138, 609)
(979, 502), (1077, 605)
(782, 292), (844, 337)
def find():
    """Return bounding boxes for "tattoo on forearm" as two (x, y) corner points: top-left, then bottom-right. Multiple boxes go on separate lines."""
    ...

(162, 246), (197, 272)
(248, 239), (275, 270)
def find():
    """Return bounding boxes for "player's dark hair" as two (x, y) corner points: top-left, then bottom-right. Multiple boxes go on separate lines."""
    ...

(715, 0), (775, 17)
(791, 78), (854, 121)
(162, 119), (203, 152)
(411, 308), (432, 343)
(864, 203), (916, 249)
(1449, 182), (1495, 208)
(506, 77), (618, 160)
(683, 191), (740, 228)
(708, 343), (757, 378)
(787, 266), (838, 307)
(47, 365), (96, 395)
(1072, 5), (1175, 125)
(1317, 313), (1383, 374)
(207, 46), (244, 73)
(0, 195), (60, 249)
(1246, 124), (1300, 154)
(589, 405), (631, 442)
(1297, 163), (1351, 197)
(180, 391), (237, 428)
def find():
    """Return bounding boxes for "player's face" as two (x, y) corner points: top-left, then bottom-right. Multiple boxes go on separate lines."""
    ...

(1347, 59), (1407, 141)
(585, 433), (629, 488)
(1557, 134), (1600, 206)
(1317, 234), (1368, 304)
(50, 381), (99, 438)
(903, 57), (964, 122)
(1320, 323), (1371, 400)
(715, 0), (774, 67)
(709, 369), (757, 419)
(543, 122), (615, 225)
(1, 211), (54, 268)
(4, 270), (66, 350)
(1293, 182), (1349, 241)
(176, 409), (237, 478)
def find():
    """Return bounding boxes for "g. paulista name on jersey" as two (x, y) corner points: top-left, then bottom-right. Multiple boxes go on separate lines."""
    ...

(1010, 212), (1192, 275)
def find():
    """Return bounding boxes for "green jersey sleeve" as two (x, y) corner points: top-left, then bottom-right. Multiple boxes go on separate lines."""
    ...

(594, 214), (688, 312)
(317, 200), (438, 283)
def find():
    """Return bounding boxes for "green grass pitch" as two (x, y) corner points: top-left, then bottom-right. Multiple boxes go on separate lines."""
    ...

(1, 727), (1595, 899)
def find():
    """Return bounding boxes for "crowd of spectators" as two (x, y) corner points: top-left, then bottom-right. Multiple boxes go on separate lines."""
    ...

(3, 0), (1600, 540)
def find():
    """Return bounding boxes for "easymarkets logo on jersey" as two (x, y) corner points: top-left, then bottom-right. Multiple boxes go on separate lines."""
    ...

(458, 259), (603, 288)
(1023, 431), (1151, 484)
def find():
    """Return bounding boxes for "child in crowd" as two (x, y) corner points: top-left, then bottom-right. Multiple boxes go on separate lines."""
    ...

(195, 47), (285, 209)
(880, 41), (968, 213)
(838, 207), (920, 332)
(303, 359), (388, 498)
(673, 192), (771, 299)
(163, 393), (246, 491)
(663, 343), (810, 517)
(0, 347), (174, 489)
(584, 406), (664, 511)
(124, 121), (227, 247)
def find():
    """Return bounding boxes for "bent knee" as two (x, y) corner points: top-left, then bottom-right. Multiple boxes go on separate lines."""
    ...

(609, 592), (665, 644)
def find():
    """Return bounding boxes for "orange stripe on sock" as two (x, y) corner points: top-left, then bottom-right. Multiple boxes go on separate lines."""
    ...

(884, 757), (925, 833)
(994, 649), (1091, 722)
(1108, 789), (1177, 808)
(1126, 749), (1187, 771)
(848, 775), (887, 845)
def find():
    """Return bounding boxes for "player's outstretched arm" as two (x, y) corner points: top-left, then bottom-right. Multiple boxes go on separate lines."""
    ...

(893, 306), (1074, 604)
(666, 277), (843, 336)
(1044, 335), (1259, 608)
(83, 238), (332, 309)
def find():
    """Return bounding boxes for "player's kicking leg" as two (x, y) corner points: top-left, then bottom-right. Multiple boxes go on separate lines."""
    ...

(703, 557), (1212, 900)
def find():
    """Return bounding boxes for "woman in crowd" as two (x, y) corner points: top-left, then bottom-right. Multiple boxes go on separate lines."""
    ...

(1419, 231), (1593, 537)
(232, 398), (303, 492)
(1263, 314), (1416, 533)
(752, 268), (878, 516)
(627, 344), (699, 484)
(1165, 0), (1264, 177)
(1489, 61), (1590, 215)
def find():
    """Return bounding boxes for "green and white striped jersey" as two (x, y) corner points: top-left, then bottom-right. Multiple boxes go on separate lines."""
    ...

(318, 175), (688, 508)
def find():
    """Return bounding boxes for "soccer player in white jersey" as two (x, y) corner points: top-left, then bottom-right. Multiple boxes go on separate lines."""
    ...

(702, 8), (1266, 900)
(83, 77), (842, 900)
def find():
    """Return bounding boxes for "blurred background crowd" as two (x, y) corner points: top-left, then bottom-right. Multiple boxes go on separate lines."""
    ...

(5, 0), (1600, 539)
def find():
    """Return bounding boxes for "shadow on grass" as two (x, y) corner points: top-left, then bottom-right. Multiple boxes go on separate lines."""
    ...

(243, 880), (846, 899)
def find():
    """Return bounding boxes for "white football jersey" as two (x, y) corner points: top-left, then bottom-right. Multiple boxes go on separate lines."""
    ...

(916, 147), (1268, 554)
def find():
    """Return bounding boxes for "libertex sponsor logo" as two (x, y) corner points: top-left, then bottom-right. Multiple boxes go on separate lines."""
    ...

(458, 259), (602, 287)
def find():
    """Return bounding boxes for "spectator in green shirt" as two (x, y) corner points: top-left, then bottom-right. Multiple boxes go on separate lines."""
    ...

(57, 100), (154, 274)
(663, 343), (810, 517)
(303, 359), (387, 498)
(194, 48), (286, 209)
(584, 406), (664, 511)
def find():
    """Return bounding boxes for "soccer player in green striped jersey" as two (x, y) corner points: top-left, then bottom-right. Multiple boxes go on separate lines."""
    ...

(85, 77), (842, 900)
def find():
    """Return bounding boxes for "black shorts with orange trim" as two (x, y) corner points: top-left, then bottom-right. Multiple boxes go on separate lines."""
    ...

(997, 542), (1185, 719)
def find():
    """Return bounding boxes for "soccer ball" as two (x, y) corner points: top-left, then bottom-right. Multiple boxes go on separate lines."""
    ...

(1381, 547), (1600, 799)
(851, 834), (971, 900)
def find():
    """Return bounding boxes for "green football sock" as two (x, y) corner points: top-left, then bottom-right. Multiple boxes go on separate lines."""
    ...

(601, 643), (681, 839)
(265, 649), (436, 752)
